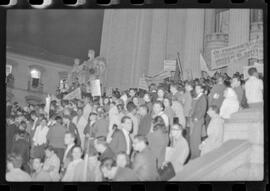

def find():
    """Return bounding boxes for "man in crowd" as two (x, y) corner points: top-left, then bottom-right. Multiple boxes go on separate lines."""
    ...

(31, 157), (52, 181)
(208, 75), (226, 109)
(190, 83), (207, 159)
(151, 101), (169, 131)
(46, 116), (66, 161)
(245, 67), (263, 106)
(63, 115), (81, 146)
(132, 135), (159, 181)
(137, 104), (152, 136)
(109, 116), (132, 156)
(126, 102), (140, 139)
(43, 146), (61, 181)
(6, 115), (18, 154)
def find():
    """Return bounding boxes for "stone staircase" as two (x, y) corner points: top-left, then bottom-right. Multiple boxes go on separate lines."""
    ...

(170, 103), (264, 181)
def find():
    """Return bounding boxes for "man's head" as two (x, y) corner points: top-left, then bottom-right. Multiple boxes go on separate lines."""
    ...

(153, 101), (164, 115)
(143, 93), (151, 103)
(126, 101), (137, 114)
(89, 112), (98, 121)
(132, 96), (140, 107)
(121, 116), (133, 133)
(157, 88), (165, 98)
(129, 88), (136, 98)
(231, 75), (241, 88)
(163, 97), (172, 108)
(133, 135), (148, 152)
(138, 104), (149, 116)
(248, 67), (258, 78)
(32, 157), (44, 171)
(77, 107), (83, 117)
(63, 115), (71, 124)
(184, 81), (193, 92)
(55, 116), (63, 125)
(100, 158), (117, 180)
(30, 110), (37, 120)
(116, 152), (129, 168)
(64, 132), (75, 146)
(71, 146), (82, 161)
(18, 120), (27, 131)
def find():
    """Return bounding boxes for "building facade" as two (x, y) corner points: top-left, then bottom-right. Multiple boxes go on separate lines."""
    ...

(6, 51), (72, 106)
(100, 9), (263, 90)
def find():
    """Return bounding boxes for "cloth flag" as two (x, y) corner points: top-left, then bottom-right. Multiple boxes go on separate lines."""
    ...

(63, 87), (81, 100)
(138, 76), (149, 91)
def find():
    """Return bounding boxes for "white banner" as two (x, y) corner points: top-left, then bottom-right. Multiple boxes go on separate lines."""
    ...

(164, 60), (176, 72)
(44, 95), (51, 117)
(63, 87), (81, 100)
(200, 53), (216, 77)
(211, 39), (263, 69)
(91, 79), (102, 97)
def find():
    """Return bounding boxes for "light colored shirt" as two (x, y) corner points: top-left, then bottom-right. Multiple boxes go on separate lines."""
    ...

(6, 168), (32, 182)
(245, 76), (263, 104)
(62, 159), (83, 181)
(32, 170), (52, 181)
(43, 153), (61, 181)
(32, 125), (49, 146)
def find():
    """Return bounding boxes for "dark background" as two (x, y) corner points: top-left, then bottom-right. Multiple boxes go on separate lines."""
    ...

(7, 10), (104, 65)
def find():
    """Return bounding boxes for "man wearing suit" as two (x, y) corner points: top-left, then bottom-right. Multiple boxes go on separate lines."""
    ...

(132, 135), (159, 181)
(63, 115), (81, 146)
(61, 132), (76, 175)
(189, 83), (208, 159)
(109, 116), (132, 156)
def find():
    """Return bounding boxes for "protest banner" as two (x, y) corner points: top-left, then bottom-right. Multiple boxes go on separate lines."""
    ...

(63, 87), (81, 100)
(44, 95), (51, 118)
(138, 76), (148, 91)
(243, 62), (264, 80)
(164, 60), (177, 72)
(211, 39), (263, 69)
(91, 79), (102, 97)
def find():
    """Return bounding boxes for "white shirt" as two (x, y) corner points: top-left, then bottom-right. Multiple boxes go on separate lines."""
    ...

(245, 76), (263, 104)
(121, 128), (131, 155)
(62, 158), (83, 181)
(32, 125), (49, 146)
(6, 168), (32, 182)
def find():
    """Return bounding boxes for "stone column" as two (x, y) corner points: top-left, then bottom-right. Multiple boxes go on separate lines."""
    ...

(228, 9), (250, 75)
(147, 9), (169, 76)
(100, 9), (153, 89)
(182, 9), (205, 79)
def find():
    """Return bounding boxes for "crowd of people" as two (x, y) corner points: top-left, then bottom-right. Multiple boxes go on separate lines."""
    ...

(6, 67), (263, 182)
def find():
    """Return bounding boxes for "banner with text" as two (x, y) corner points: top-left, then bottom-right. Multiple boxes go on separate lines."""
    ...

(63, 87), (81, 100)
(211, 39), (263, 69)
(164, 60), (176, 72)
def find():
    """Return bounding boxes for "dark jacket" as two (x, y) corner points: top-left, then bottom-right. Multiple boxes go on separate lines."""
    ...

(132, 147), (159, 181)
(99, 146), (116, 161)
(109, 129), (128, 155)
(113, 167), (139, 181)
(46, 123), (66, 149)
(138, 114), (152, 136)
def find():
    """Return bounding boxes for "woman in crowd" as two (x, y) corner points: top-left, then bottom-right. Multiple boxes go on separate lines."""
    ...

(199, 105), (224, 155)
(147, 116), (169, 168)
(43, 146), (61, 181)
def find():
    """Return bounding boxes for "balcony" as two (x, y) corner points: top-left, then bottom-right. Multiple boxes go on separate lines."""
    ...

(27, 80), (44, 93)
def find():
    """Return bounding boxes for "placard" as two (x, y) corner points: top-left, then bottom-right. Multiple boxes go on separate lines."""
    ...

(90, 79), (102, 97)
(63, 87), (81, 100)
(164, 60), (177, 72)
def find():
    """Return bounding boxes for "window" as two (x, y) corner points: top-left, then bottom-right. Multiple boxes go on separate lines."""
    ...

(6, 65), (12, 76)
(215, 9), (230, 34)
(30, 69), (41, 88)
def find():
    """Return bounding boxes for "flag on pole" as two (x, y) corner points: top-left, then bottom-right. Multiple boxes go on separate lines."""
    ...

(200, 53), (215, 77)
(145, 71), (171, 84)
(44, 95), (51, 119)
